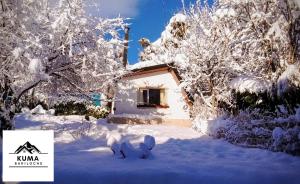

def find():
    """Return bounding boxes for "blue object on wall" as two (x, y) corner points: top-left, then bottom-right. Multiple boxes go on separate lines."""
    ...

(92, 93), (101, 106)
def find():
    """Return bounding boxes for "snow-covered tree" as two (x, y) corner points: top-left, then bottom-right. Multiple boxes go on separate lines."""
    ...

(172, 0), (300, 119)
(133, 0), (300, 154)
(176, 0), (300, 153)
(136, 13), (188, 65)
(0, 0), (127, 134)
(216, 0), (300, 92)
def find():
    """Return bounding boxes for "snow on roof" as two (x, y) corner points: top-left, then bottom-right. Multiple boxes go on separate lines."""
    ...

(230, 76), (271, 94)
(127, 60), (173, 71)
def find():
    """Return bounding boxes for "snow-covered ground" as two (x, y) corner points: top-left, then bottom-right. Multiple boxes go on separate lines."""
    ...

(1, 114), (300, 184)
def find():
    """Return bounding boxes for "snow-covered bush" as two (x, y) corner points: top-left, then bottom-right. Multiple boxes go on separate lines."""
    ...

(86, 106), (110, 119)
(193, 116), (231, 138)
(48, 94), (92, 116)
(53, 101), (88, 116)
(44, 99), (110, 118)
(195, 107), (300, 155)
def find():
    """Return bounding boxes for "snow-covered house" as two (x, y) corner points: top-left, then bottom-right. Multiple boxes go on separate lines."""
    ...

(109, 61), (192, 127)
(108, 13), (192, 126)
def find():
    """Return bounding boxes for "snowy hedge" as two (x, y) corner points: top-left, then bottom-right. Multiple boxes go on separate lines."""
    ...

(194, 107), (300, 155)
(53, 101), (88, 116)
(86, 106), (110, 119)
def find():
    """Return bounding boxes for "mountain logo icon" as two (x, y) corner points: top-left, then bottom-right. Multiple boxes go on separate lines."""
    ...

(14, 141), (41, 154)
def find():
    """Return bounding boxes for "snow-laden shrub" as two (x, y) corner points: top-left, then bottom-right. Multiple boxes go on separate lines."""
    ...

(272, 126), (300, 154)
(50, 100), (110, 118)
(192, 116), (231, 138)
(194, 107), (300, 155)
(86, 106), (110, 119)
(53, 101), (88, 116)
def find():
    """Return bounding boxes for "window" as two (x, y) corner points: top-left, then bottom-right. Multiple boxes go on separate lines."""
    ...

(137, 88), (168, 108)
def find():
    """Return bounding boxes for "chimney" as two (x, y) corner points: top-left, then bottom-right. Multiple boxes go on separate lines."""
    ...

(122, 26), (130, 67)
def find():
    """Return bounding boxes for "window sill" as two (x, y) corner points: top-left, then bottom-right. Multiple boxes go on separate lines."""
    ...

(137, 104), (169, 108)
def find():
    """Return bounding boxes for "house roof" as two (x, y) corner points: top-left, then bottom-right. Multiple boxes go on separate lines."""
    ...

(127, 59), (173, 71)
(122, 62), (176, 79)
(131, 63), (173, 72)
(125, 63), (176, 77)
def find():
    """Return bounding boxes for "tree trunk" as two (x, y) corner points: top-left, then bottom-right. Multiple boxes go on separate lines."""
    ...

(0, 107), (15, 137)
(0, 75), (15, 137)
(0, 76), (46, 136)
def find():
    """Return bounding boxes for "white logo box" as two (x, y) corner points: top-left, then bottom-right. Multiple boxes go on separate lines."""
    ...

(3, 130), (54, 182)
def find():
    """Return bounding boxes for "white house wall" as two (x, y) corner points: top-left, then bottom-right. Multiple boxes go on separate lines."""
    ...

(114, 70), (190, 119)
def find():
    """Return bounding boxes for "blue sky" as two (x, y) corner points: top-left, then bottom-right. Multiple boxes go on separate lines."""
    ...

(96, 0), (214, 64)
(127, 0), (197, 64)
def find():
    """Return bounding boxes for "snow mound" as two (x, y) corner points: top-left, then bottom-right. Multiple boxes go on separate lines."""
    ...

(138, 143), (151, 159)
(120, 142), (139, 159)
(110, 135), (156, 159)
(30, 105), (47, 115)
(144, 135), (155, 150)
(109, 138), (123, 158)
(30, 105), (55, 115)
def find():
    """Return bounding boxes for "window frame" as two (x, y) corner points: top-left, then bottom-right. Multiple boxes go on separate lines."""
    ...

(137, 88), (169, 108)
